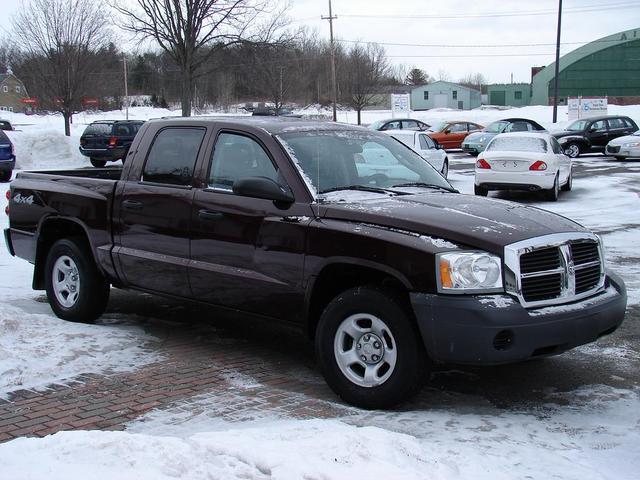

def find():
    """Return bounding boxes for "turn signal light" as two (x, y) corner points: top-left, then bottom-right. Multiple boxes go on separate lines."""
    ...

(529, 161), (548, 171)
(476, 158), (491, 169)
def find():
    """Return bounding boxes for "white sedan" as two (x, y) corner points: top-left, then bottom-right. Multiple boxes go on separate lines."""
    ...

(605, 130), (640, 160)
(382, 129), (449, 178)
(474, 133), (572, 201)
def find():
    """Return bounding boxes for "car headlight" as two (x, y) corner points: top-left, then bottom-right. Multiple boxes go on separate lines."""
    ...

(557, 137), (568, 144)
(437, 251), (503, 293)
(477, 136), (486, 143)
(623, 141), (640, 147)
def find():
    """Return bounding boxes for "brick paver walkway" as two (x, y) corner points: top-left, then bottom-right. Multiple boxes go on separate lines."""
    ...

(0, 301), (352, 443)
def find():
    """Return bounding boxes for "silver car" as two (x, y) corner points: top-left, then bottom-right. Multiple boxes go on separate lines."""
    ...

(462, 118), (546, 155)
(605, 130), (640, 160)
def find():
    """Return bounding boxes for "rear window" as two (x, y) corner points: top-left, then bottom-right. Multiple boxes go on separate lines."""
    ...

(0, 130), (9, 143)
(83, 123), (112, 136)
(113, 123), (143, 136)
(486, 136), (548, 153)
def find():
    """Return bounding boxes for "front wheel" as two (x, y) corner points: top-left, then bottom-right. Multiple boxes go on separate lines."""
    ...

(564, 143), (580, 158)
(44, 238), (110, 322)
(90, 158), (107, 168)
(315, 287), (426, 409)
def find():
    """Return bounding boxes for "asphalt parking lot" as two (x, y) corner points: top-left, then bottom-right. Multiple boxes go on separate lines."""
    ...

(1, 151), (639, 445)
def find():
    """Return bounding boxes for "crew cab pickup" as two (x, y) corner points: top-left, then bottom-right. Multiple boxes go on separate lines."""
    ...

(4, 118), (627, 409)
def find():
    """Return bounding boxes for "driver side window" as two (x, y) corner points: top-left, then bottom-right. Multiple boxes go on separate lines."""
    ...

(590, 120), (606, 132)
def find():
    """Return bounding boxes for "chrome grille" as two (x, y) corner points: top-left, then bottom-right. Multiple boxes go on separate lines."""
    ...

(504, 233), (605, 308)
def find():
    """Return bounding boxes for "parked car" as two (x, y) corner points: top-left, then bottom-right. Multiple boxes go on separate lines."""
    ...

(474, 133), (572, 201)
(0, 119), (14, 131)
(5, 118), (627, 409)
(0, 129), (15, 182)
(605, 130), (640, 160)
(462, 118), (546, 155)
(252, 106), (302, 117)
(382, 129), (449, 177)
(553, 115), (639, 158)
(79, 120), (145, 167)
(427, 121), (484, 150)
(369, 118), (430, 131)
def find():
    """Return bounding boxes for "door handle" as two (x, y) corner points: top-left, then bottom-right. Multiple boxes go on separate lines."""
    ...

(198, 209), (224, 221)
(122, 200), (143, 210)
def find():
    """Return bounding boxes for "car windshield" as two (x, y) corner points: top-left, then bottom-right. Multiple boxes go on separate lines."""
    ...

(369, 120), (384, 130)
(566, 120), (589, 131)
(277, 130), (452, 197)
(633, 130), (640, 136)
(428, 121), (448, 132)
(484, 121), (508, 133)
(486, 136), (548, 153)
(84, 123), (113, 135)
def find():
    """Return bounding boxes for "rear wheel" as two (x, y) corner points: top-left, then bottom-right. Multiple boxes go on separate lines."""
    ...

(44, 238), (110, 323)
(561, 169), (572, 191)
(544, 174), (560, 201)
(315, 286), (426, 409)
(564, 143), (580, 158)
(474, 185), (488, 196)
(90, 158), (107, 168)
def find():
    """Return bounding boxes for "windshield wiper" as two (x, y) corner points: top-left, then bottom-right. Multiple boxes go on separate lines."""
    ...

(391, 182), (458, 193)
(318, 185), (409, 195)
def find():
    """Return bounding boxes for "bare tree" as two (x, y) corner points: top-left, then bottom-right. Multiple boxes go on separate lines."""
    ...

(12, 0), (111, 136)
(458, 72), (488, 93)
(436, 69), (452, 82)
(111, 0), (285, 116)
(340, 43), (389, 125)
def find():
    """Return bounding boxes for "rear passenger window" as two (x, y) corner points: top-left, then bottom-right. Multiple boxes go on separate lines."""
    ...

(607, 118), (624, 129)
(208, 133), (278, 190)
(143, 128), (205, 186)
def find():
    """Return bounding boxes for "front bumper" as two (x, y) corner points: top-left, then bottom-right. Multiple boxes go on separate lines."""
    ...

(605, 145), (640, 158)
(462, 143), (484, 154)
(410, 272), (627, 365)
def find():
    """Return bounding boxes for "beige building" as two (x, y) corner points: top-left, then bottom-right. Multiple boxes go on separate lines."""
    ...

(0, 73), (30, 113)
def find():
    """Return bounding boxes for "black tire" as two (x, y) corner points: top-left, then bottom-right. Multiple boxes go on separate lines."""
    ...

(474, 184), (488, 196)
(0, 169), (11, 182)
(564, 143), (580, 158)
(614, 156), (625, 161)
(441, 158), (449, 178)
(44, 238), (110, 323)
(90, 158), (107, 168)
(544, 174), (560, 201)
(315, 286), (426, 409)
(561, 170), (572, 192)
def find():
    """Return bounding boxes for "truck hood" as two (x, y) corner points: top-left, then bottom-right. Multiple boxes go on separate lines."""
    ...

(319, 192), (587, 254)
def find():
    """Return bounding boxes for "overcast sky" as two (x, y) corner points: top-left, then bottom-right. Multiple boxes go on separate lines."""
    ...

(1, 0), (639, 83)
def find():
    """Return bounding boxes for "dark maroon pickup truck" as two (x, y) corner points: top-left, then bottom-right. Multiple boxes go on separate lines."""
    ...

(4, 117), (627, 408)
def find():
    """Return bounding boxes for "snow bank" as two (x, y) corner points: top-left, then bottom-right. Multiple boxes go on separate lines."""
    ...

(0, 305), (162, 397)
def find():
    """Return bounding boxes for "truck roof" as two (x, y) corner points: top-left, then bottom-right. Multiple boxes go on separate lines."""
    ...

(147, 116), (365, 135)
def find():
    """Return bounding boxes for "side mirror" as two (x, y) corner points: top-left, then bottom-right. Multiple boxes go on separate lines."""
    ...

(233, 176), (294, 203)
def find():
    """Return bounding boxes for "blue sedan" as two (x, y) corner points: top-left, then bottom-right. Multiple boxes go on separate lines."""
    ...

(0, 130), (15, 182)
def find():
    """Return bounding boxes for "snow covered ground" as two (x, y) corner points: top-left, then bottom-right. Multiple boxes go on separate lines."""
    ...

(0, 106), (639, 479)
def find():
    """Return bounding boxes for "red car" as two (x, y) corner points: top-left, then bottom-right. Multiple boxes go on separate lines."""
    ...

(428, 121), (484, 150)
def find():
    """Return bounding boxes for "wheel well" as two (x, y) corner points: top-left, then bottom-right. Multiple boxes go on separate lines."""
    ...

(33, 219), (90, 290)
(306, 263), (410, 340)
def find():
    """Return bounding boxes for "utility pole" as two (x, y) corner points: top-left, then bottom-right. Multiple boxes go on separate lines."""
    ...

(123, 55), (129, 120)
(322, 0), (338, 122)
(552, 0), (563, 123)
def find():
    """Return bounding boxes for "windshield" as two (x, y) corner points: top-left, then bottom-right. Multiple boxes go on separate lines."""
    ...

(428, 121), (447, 132)
(486, 136), (548, 153)
(369, 120), (384, 130)
(277, 130), (452, 197)
(566, 120), (589, 131)
(484, 121), (508, 133)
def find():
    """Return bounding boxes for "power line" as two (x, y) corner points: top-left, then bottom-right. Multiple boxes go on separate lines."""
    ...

(337, 1), (640, 20)
(336, 37), (630, 49)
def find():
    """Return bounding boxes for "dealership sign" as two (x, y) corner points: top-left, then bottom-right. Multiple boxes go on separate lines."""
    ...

(391, 94), (411, 115)
(568, 97), (608, 120)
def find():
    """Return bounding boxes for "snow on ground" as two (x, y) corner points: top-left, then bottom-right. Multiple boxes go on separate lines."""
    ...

(0, 106), (639, 478)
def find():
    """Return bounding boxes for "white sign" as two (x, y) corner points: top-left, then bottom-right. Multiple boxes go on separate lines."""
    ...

(391, 94), (411, 116)
(568, 97), (608, 121)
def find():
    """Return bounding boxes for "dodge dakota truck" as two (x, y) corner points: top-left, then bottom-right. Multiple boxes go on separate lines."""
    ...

(4, 117), (627, 409)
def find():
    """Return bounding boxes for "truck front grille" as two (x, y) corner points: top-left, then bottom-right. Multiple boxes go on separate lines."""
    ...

(505, 233), (605, 308)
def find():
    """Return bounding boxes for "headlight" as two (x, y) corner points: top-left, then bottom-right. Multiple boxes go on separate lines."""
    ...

(478, 136), (486, 143)
(437, 251), (503, 293)
(623, 142), (640, 147)
(557, 137), (568, 144)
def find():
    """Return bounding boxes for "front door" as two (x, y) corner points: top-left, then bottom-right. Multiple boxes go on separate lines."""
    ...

(586, 119), (609, 149)
(114, 126), (208, 296)
(189, 130), (309, 322)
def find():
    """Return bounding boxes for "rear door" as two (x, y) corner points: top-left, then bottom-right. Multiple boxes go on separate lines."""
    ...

(606, 118), (630, 142)
(113, 124), (209, 296)
(80, 122), (112, 150)
(188, 128), (311, 322)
